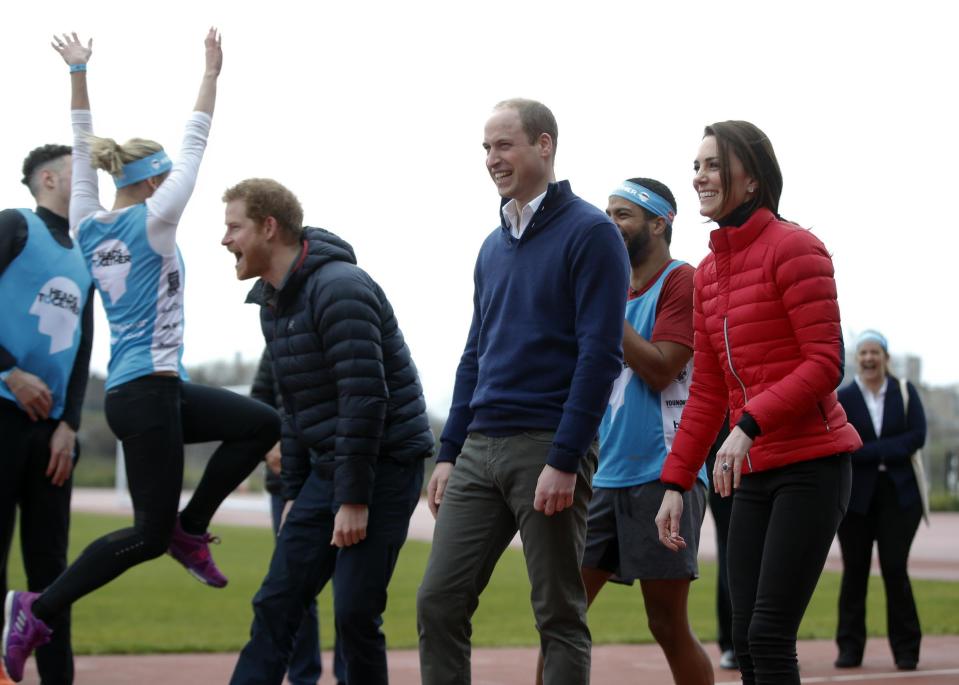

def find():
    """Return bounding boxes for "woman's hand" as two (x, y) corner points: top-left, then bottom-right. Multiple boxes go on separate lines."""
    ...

(714, 425), (754, 497)
(204, 27), (222, 78)
(52, 32), (92, 66)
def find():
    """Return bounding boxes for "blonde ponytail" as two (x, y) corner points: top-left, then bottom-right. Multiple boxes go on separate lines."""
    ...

(87, 135), (164, 178)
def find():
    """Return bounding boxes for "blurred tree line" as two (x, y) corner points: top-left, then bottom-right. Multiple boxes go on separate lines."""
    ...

(75, 356), (446, 492)
(72, 362), (959, 509)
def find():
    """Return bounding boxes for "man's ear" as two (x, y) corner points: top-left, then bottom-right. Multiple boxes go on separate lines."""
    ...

(262, 215), (280, 240)
(40, 169), (56, 191)
(537, 132), (554, 160)
(651, 216), (668, 239)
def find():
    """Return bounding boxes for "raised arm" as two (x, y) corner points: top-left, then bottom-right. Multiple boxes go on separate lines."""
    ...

(52, 33), (102, 228)
(194, 27), (222, 116)
(52, 32), (91, 110)
(145, 29), (221, 233)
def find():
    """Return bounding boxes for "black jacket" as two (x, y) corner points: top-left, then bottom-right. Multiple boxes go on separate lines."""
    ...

(250, 347), (284, 496)
(838, 376), (927, 515)
(248, 227), (433, 504)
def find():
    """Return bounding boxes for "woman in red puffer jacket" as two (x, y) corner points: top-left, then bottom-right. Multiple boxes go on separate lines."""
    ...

(654, 120), (862, 685)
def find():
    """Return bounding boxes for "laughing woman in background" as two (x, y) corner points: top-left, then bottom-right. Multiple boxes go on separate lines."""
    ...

(835, 330), (927, 672)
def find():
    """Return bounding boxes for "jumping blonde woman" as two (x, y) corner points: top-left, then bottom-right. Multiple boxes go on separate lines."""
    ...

(3, 31), (279, 682)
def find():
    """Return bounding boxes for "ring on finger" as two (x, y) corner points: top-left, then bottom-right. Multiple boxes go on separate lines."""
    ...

(721, 461), (730, 472)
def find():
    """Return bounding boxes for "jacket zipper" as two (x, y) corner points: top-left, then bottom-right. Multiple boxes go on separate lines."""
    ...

(817, 401), (831, 432)
(723, 316), (754, 472)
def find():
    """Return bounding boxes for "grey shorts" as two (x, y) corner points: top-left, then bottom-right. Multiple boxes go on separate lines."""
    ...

(582, 479), (707, 583)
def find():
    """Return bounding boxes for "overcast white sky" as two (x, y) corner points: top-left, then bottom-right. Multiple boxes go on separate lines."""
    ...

(3, 0), (956, 415)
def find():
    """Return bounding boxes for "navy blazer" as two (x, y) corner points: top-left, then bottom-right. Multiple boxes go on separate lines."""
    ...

(837, 376), (927, 515)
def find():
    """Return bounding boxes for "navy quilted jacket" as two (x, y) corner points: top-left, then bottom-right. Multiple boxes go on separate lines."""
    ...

(247, 227), (433, 504)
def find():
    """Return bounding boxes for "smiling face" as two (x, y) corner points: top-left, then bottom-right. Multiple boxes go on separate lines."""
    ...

(692, 136), (755, 221)
(606, 195), (657, 267)
(222, 199), (270, 281)
(857, 340), (889, 384)
(483, 107), (552, 206)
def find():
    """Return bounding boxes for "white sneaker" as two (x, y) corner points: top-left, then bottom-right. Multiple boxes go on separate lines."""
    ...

(720, 649), (737, 669)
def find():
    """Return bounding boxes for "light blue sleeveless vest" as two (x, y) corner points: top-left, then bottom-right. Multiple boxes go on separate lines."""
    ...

(0, 209), (92, 419)
(77, 204), (188, 389)
(595, 260), (706, 488)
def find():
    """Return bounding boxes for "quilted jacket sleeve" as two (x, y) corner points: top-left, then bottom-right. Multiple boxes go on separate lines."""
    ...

(744, 229), (844, 433)
(280, 415), (311, 501)
(661, 266), (730, 490)
(313, 272), (388, 506)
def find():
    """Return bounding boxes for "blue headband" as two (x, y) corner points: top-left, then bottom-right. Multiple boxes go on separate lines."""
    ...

(113, 150), (173, 189)
(856, 329), (888, 353)
(611, 181), (676, 224)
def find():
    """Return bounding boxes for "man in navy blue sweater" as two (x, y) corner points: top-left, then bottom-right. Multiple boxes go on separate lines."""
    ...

(417, 99), (630, 684)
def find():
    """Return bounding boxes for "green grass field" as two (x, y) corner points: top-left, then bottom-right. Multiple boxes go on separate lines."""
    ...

(7, 513), (959, 654)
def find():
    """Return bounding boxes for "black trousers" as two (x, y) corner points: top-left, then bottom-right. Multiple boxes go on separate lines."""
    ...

(33, 377), (279, 621)
(727, 453), (851, 685)
(836, 472), (922, 663)
(705, 417), (733, 655)
(708, 475), (734, 654)
(0, 401), (74, 684)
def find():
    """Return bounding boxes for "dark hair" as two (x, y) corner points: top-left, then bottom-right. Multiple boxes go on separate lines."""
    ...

(21, 144), (71, 193)
(494, 98), (558, 155)
(704, 120), (782, 217)
(626, 176), (676, 245)
(222, 178), (304, 242)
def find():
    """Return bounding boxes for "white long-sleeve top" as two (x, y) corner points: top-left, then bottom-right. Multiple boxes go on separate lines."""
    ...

(70, 109), (212, 388)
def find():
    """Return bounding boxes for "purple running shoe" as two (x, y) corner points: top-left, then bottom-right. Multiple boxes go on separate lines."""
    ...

(167, 518), (228, 588)
(3, 591), (52, 682)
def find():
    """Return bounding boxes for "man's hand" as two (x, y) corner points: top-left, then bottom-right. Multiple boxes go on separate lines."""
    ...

(331, 503), (368, 548)
(533, 465), (576, 516)
(47, 421), (76, 486)
(265, 442), (281, 476)
(654, 490), (687, 552)
(427, 462), (453, 519)
(5, 368), (52, 421)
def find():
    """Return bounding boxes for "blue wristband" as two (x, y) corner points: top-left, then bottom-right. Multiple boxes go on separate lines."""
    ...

(69, 63), (87, 73)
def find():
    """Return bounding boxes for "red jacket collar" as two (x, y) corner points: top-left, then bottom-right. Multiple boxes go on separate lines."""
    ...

(708, 207), (776, 253)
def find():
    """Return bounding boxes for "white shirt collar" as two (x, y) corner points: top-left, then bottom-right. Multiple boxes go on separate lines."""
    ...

(855, 375), (887, 437)
(502, 189), (548, 239)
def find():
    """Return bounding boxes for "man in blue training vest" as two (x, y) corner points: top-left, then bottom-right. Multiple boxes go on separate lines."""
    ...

(557, 178), (712, 684)
(0, 144), (94, 685)
(417, 99), (630, 684)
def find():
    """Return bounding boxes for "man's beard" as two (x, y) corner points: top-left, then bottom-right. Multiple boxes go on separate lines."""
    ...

(625, 223), (652, 267)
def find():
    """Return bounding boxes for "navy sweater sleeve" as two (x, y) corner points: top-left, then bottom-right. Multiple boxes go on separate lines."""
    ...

(547, 221), (629, 471)
(437, 267), (482, 463)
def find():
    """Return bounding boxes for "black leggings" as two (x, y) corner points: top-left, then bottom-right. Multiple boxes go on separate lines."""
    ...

(32, 376), (279, 621)
(727, 453), (851, 685)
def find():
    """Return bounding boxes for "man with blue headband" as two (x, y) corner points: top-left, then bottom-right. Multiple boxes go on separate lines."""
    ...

(565, 178), (713, 684)
(0, 144), (94, 685)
